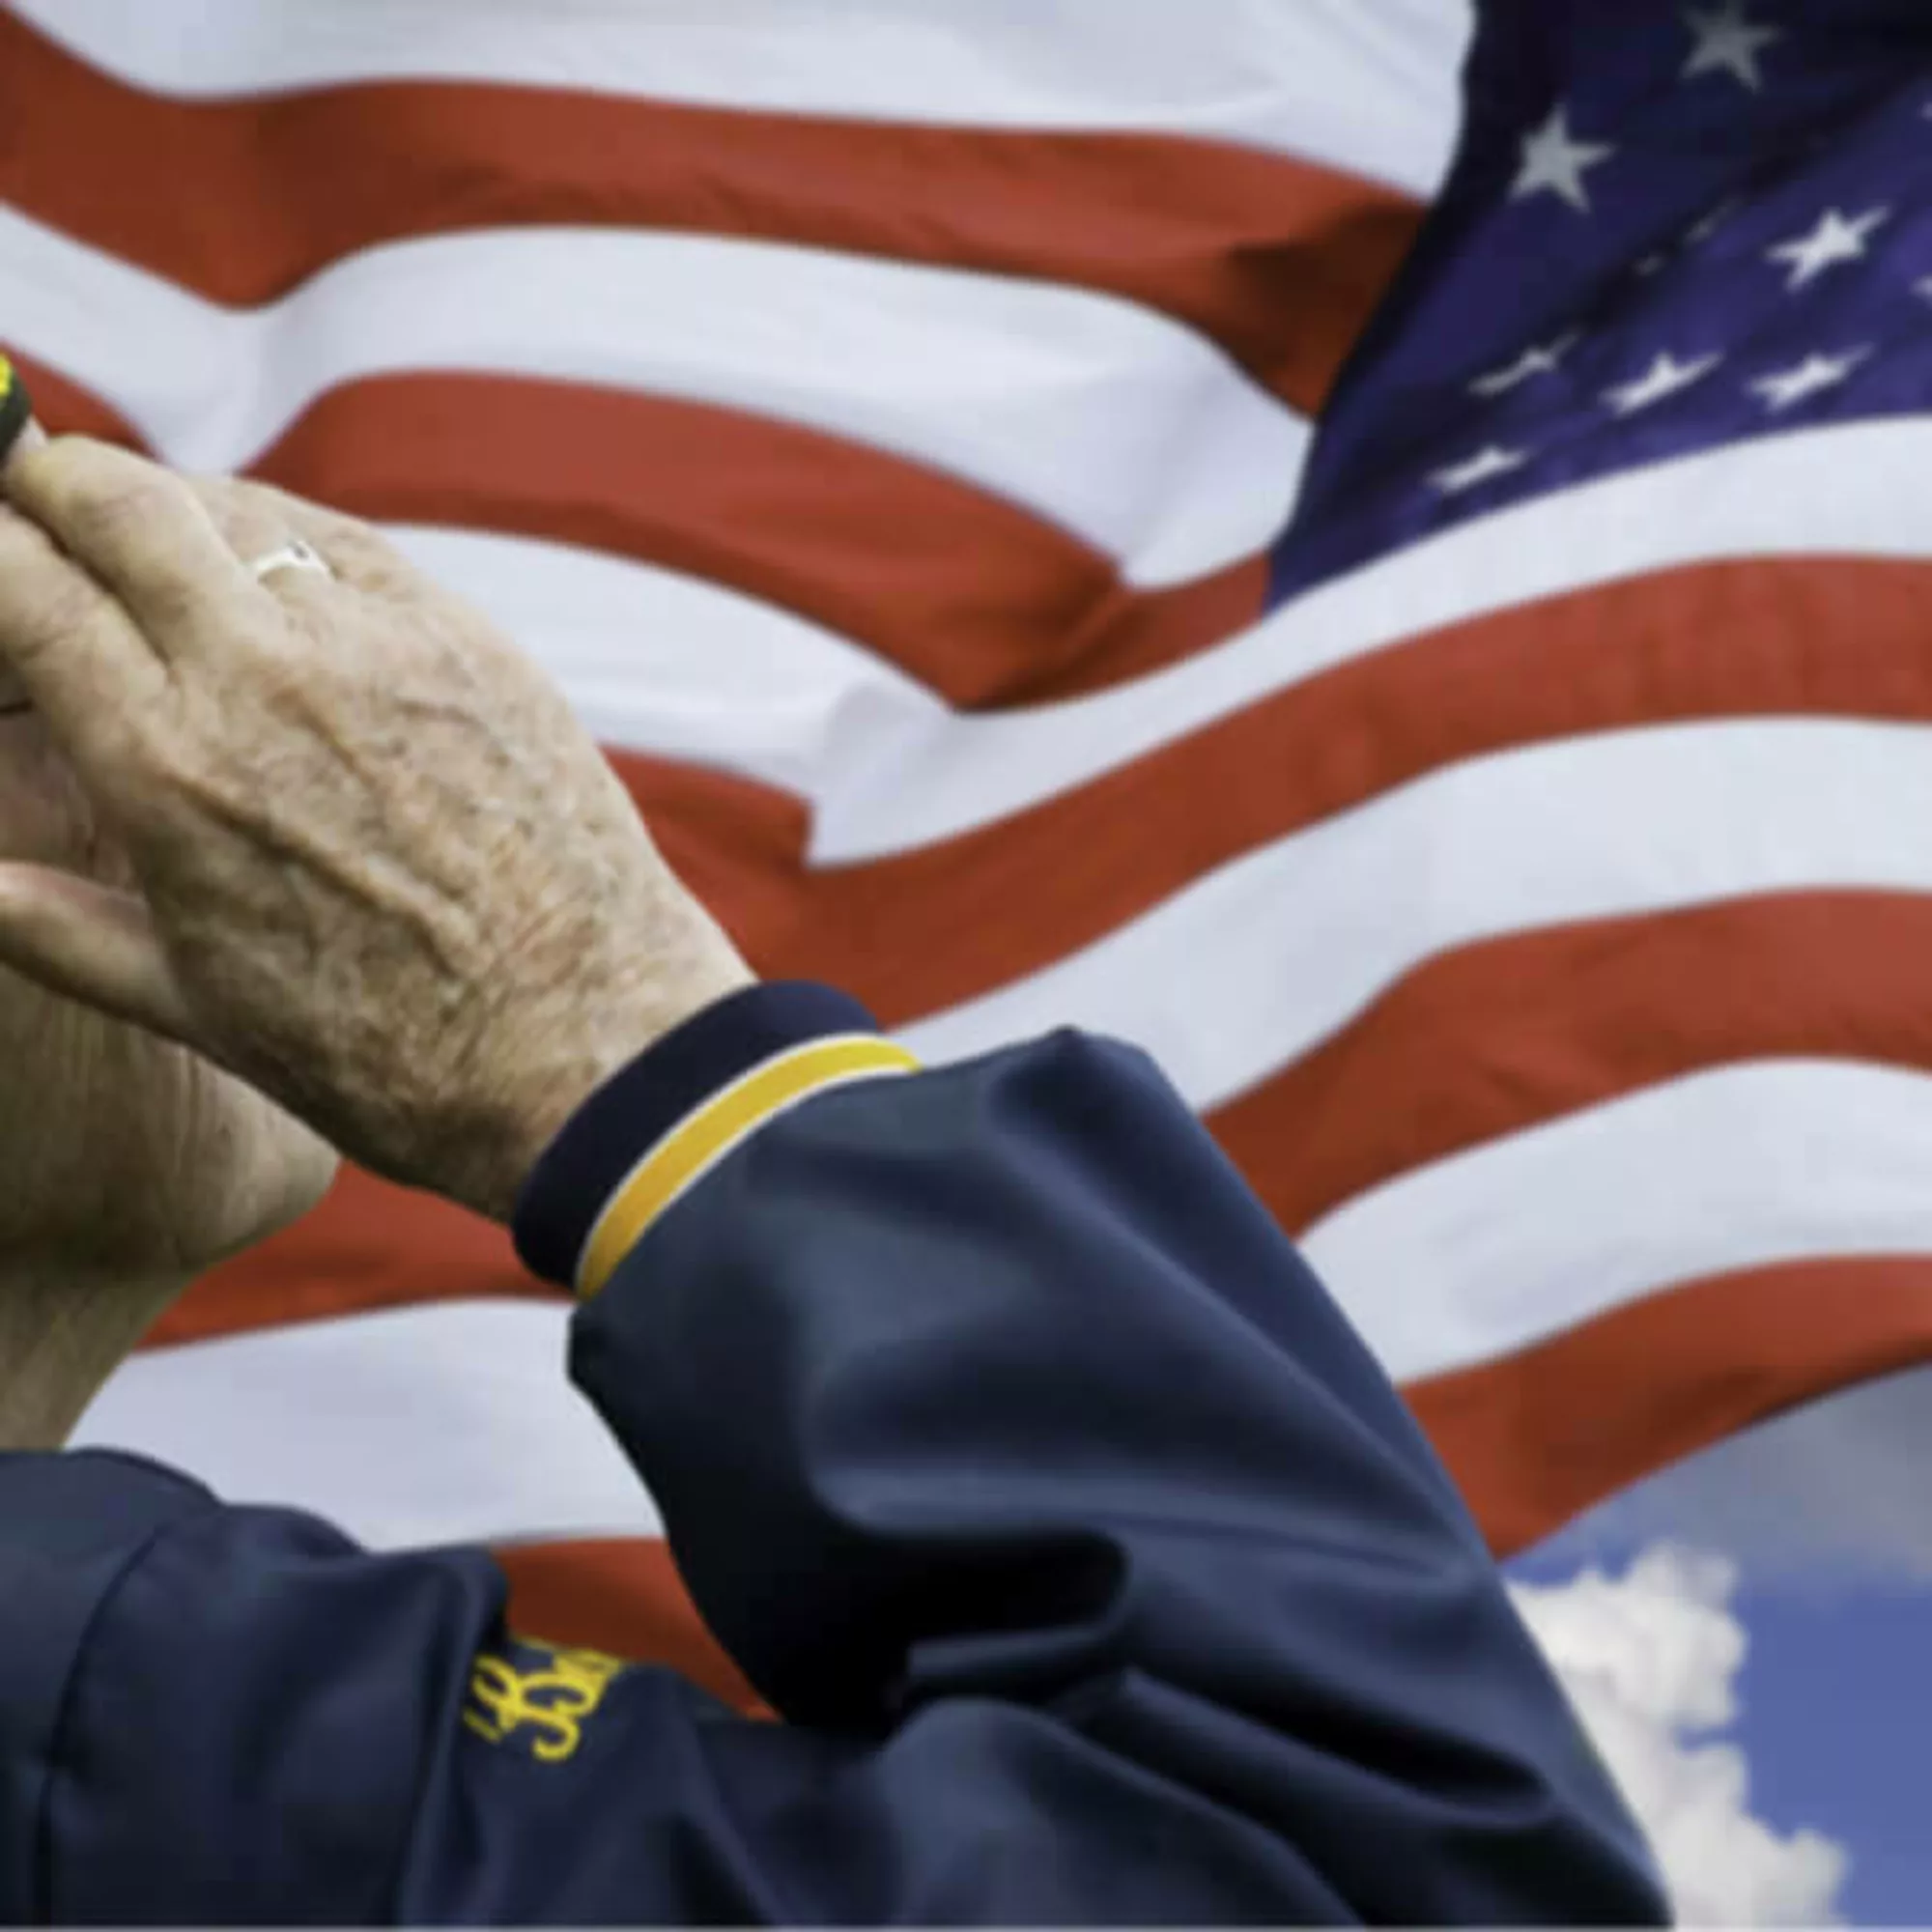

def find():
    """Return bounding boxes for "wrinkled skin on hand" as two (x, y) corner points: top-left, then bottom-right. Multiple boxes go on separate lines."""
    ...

(0, 449), (753, 1221)
(0, 705), (337, 1275)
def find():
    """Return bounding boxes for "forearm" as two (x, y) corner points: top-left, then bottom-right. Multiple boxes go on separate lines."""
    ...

(526, 991), (1669, 1921)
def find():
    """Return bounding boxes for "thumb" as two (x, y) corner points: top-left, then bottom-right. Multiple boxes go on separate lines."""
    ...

(0, 864), (199, 1046)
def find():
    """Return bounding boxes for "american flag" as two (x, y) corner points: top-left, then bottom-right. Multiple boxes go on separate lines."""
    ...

(8, 0), (1925, 1706)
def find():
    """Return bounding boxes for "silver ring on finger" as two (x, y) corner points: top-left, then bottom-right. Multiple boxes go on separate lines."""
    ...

(247, 537), (334, 585)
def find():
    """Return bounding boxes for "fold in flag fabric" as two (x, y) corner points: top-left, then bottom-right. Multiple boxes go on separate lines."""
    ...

(9, 0), (1932, 1701)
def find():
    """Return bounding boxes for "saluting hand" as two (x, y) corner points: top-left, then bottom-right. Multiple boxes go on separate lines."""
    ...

(0, 696), (337, 1295)
(0, 434), (752, 1222)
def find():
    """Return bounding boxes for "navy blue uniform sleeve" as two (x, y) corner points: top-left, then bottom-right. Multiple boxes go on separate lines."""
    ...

(0, 983), (1669, 1923)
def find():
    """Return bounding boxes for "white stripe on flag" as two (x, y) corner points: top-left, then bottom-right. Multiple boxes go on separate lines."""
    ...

(10, 0), (1471, 194)
(75, 1302), (658, 1550)
(391, 411), (1932, 857)
(1305, 1059), (1932, 1382)
(900, 720), (1932, 1103)
(810, 417), (1932, 860)
(0, 202), (1307, 589)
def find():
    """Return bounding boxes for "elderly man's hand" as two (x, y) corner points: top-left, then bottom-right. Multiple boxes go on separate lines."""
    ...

(0, 703), (338, 1278)
(0, 437), (753, 1222)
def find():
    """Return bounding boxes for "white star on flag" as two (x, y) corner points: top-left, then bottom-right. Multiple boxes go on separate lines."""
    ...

(1604, 352), (1723, 416)
(1682, 0), (1783, 91)
(1766, 207), (1889, 291)
(1431, 445), (1532, 495)
(1749, 349), (1871, 412)
(1470, 330), (1582, 397)
(1512, 106), (1615, 213)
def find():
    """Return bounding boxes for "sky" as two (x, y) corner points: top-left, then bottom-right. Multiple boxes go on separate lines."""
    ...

(1507, 1364), (1932, 1923)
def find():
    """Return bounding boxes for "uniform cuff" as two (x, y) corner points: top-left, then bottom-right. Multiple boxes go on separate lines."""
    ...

(512, 981), (919, 1297)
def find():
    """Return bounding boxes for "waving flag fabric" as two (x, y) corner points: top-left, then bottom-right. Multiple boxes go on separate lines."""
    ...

(8, 0), (1930, 1693)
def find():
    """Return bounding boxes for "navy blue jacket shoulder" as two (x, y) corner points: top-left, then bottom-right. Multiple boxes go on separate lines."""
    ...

(0, 983), (1668, 1922)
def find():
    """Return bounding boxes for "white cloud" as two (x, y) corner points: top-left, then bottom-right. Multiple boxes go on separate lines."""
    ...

(1510, 1546), (1849, 1926)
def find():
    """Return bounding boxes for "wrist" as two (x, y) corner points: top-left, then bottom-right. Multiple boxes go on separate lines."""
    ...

(459, 946), (758, 1227)
(510, 980), (909, 1295)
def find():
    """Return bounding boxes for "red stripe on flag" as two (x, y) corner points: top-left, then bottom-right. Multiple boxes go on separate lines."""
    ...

(6, 352), (142, 445)
(20, 361), (1270, 708)
(251, 374), (1271, 707)
(603, 554), (1932, 1023)
(1410, 1255), (1932, 1556)
(0, 6), (1418, 416)
(149, 1164), (550, 1350)
(1216, 892), (1932, 1236)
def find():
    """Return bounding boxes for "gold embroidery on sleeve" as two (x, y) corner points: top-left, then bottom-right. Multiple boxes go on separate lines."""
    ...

(463, 1641), (626, 1764)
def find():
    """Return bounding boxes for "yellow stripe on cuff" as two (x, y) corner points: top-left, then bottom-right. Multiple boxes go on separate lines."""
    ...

(576, 1034), (923, 1298)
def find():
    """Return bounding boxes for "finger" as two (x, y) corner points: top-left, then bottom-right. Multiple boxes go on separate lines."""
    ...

(223, 477), (415, 596)
(0, 863), (199, 1046)
(174, 480), (362, 673)
(3, 436), (266, 662)
(183, 476), (391, 642)
(180, 473), (312, 583)
(0, 493), (171, 758)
